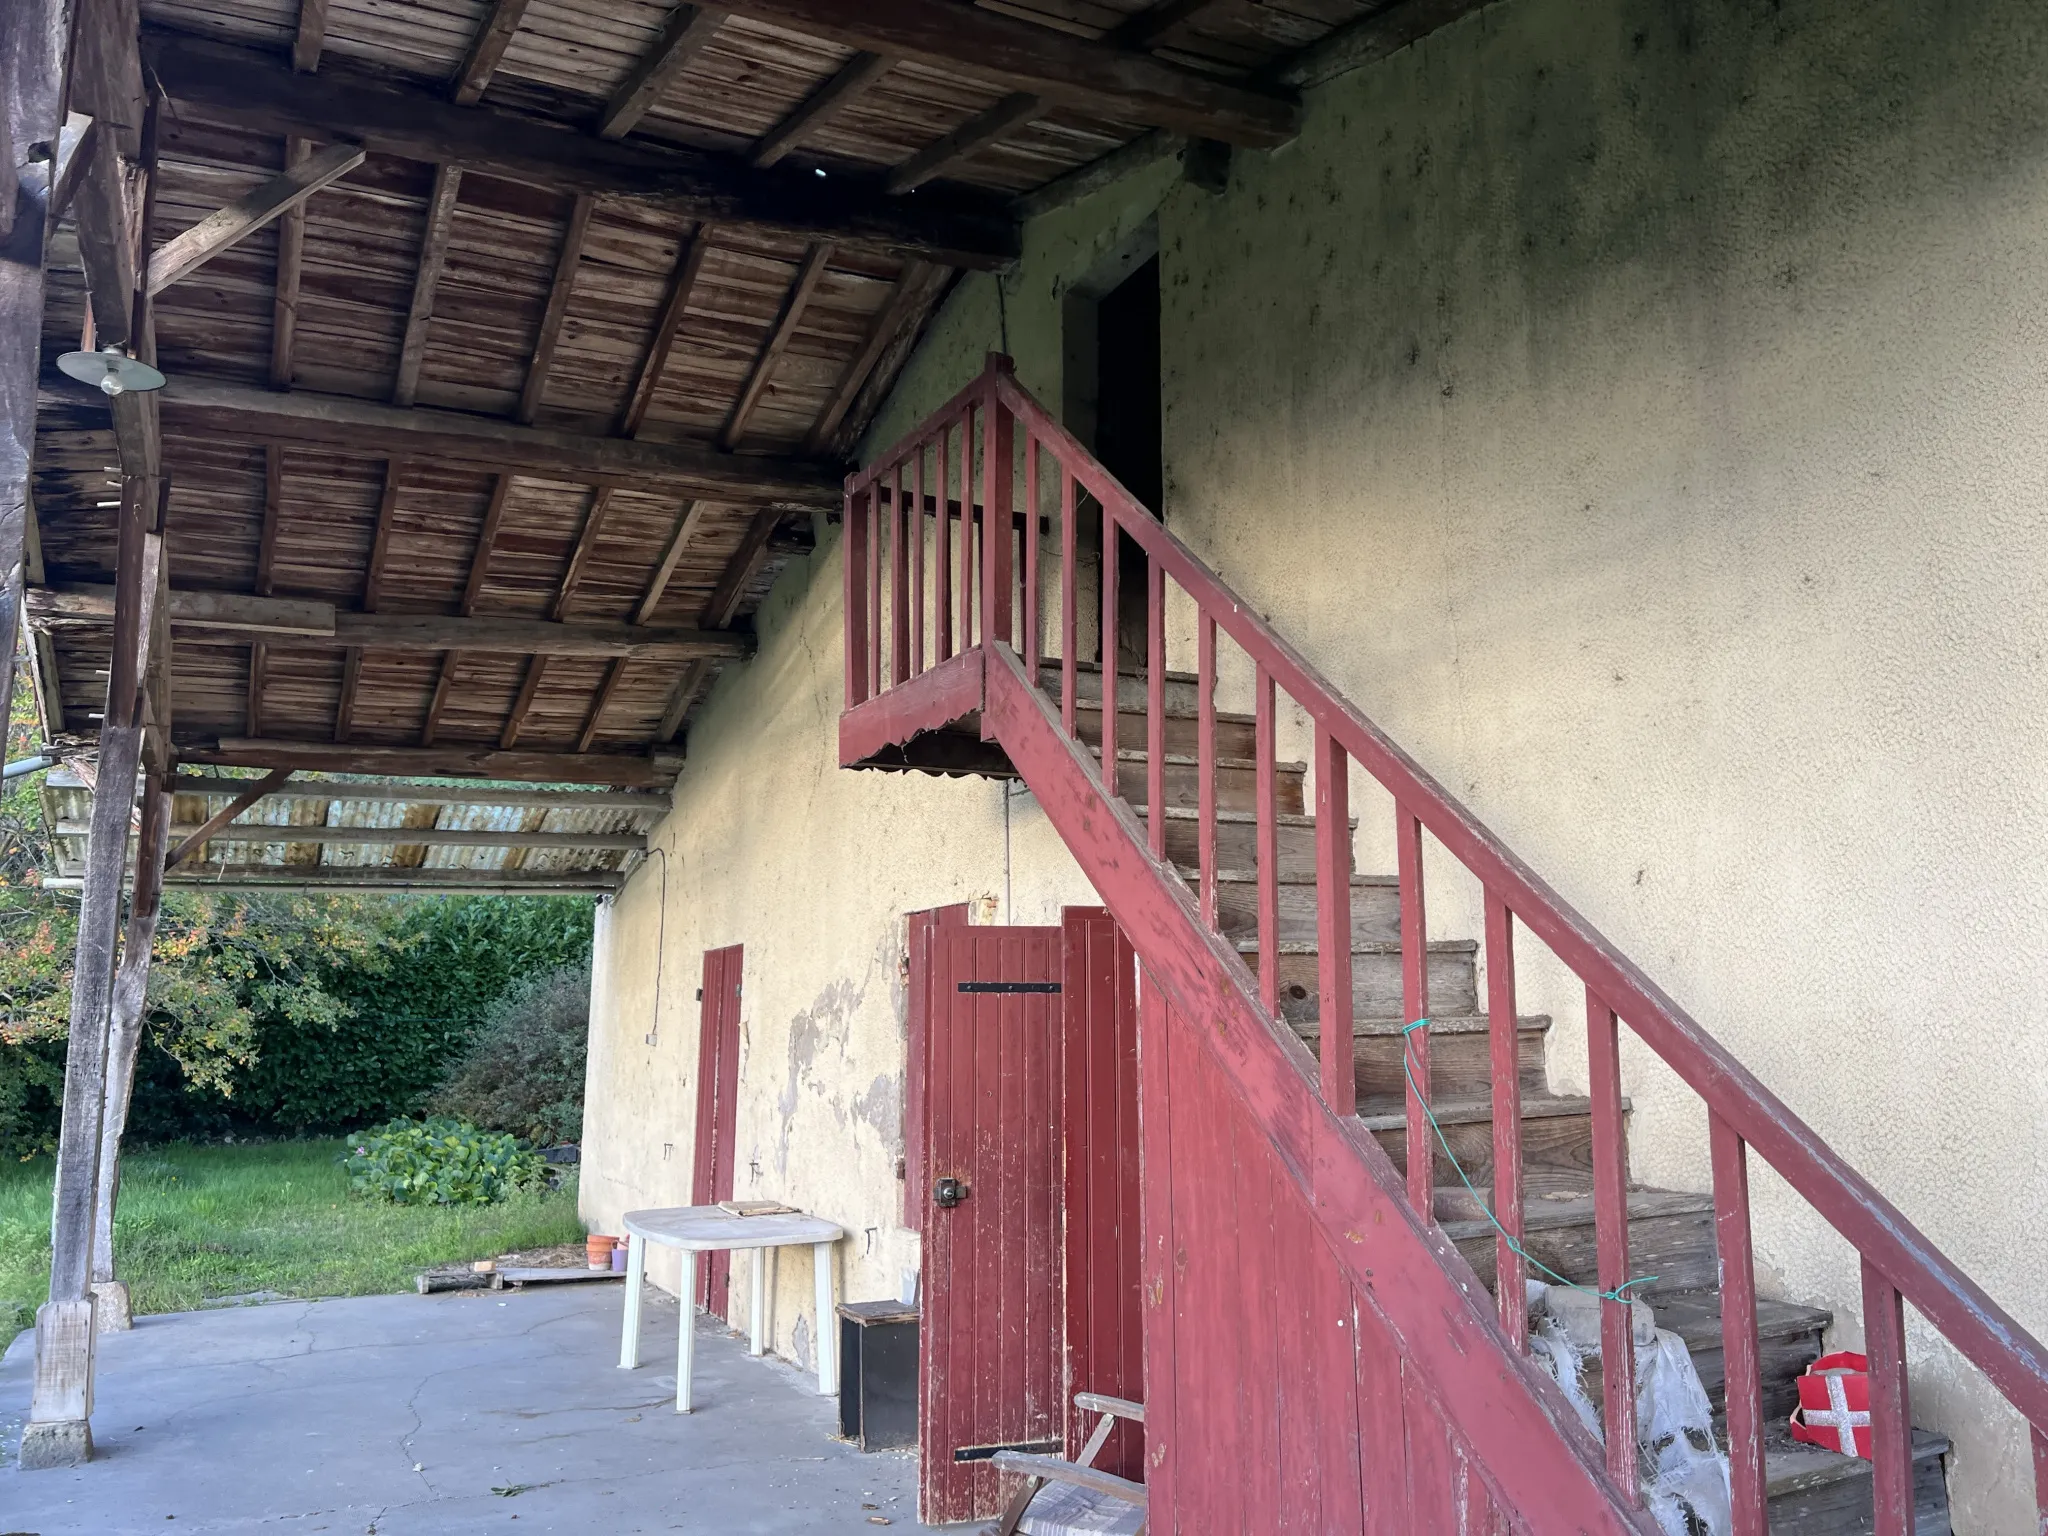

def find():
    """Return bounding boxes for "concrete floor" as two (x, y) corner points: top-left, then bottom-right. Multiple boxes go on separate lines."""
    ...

(0, 1282), (935, 1534)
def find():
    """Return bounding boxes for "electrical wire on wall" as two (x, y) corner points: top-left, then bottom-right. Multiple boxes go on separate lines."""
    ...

(643, 845), (671, 1047)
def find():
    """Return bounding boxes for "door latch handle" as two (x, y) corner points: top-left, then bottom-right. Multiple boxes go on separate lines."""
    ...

(934, 1177), (968, 1209)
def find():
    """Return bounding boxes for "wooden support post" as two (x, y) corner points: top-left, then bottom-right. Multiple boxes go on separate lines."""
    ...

(90, 771), (171, 1333)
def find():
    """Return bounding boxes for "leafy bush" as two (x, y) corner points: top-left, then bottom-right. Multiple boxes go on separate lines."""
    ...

(431, 964), (590, 1146)
(343, 1117), (547, 1206)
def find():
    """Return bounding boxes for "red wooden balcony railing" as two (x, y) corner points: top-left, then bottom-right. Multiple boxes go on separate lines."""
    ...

(842, 355), (2048, 1533)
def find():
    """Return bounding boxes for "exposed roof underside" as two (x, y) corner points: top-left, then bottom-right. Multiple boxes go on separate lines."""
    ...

(19, 0), (1489, 882)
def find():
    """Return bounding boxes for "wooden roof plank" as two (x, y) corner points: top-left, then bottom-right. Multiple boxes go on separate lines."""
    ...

(145, 30), (1020, 268)
(293, 0), (329, 74)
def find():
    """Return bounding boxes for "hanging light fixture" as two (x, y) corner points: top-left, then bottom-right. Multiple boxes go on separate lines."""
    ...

(57, 344), (167, 397)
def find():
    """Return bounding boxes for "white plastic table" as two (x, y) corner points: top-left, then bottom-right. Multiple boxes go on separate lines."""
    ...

(616, 1205), (845, 1412)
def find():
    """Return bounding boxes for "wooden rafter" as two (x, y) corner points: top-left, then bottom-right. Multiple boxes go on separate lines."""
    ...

(551, 487), (614, 620)
(814, 261), (954, 457)
(145, 32), (1020, 269)
(519, 192), (595, 423)
(500, 655), (549, 748)
(580, 498), (710, 751)
(887, 92), (1043, 195)
(174, 740), (680, 792)
(334, 645), (364, 741)
(270, 137), (310, 388)
(392, 165), (463, 407)
(293, 0), (329, 73)
(360, 459), (404, 614)
(805, 260), (926, 452)
(1268, 0), (1490, 89)
(426, 469), (513, 744)
(619, 223), (712, 437)
(1112, 0), (1232, 50)
(420, 657), (459, 746)
(453, 0), (533, 105)
(637, 500), (709, 624)
(722, 242), (831, 449)
(132, 866), (627, 891)
(255, 448), (285, 596)
(1011, 128), (1181, 220)
(246, 639), (266, 735)
(92, 374), (842, 504)
(146, 142), (364, 296)
(601, 3), (732, 140)
(164, 768), (293, 870)
(705, 510), (782, 630)
(714, 0), (1298, 147)
(655, 658), (712, 742)
(749, 51), (894, 168)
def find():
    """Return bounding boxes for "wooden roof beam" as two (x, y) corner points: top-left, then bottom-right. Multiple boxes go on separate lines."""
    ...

(1267, 0), (1493, 89)
(170, 774), (669, 810)
(69, 820), (649, 852)
(146, 142), (363, 296)
(749, 51), (894, 168)
(48, 372), (844, 506)
(122, 866), (627, 892)
(270, 137), (310, 388)
(1111, 0), (1233, 51)
(600, 4), (731, 140)
(28, 585), (759, 660)
(721, 242), (831, 449)
(179, 738), (681, 789)
(392, 165), (462, 407)
(716, 0), (1298, 148)
(144, 30), (1020, 269)
(453, 0), (533, 105)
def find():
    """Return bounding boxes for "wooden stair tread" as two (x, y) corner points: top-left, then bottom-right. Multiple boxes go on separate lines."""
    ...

(1135, 803), (1332, 828)
(1764, 1425), (1950, 1495)
(1182, 865), (1396, 888)
(1095, 745), (1306, 772)
(1294, 1012), (1552, 1040)
(1437, 1187), (1714, 1240)
(1355, 1093), (1596, 1132)
(1039, 657), (1201, 686)
(1649, 1287), (1834, 1349)
(1240, 937), (1478, 956)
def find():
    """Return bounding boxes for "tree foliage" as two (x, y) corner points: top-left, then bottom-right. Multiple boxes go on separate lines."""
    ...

(432, 963), (591, 1145)
(1, 648), (596, 1156)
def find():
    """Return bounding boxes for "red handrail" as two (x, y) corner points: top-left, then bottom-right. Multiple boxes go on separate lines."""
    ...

(847, 357), (2048, 1529)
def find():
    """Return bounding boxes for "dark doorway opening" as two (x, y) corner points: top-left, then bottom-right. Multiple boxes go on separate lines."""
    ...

(1063, 241), (1162, 669)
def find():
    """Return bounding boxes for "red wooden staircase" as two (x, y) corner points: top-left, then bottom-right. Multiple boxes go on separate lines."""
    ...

(838, 356), (2048, 1534)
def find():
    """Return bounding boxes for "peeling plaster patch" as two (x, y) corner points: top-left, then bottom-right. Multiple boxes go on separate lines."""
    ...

(775, 979), (860, 1175)
(852, 1074), (903, 1160)
(792, 1313), (812, 1373)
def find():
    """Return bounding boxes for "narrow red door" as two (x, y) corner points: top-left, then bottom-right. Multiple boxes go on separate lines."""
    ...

(920, 925), (1065, 1525)
(691, 944), (743, 1320)
(1059, 909), (1145, 1480)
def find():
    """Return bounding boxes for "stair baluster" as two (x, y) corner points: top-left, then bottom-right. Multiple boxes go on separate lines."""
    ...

(1059, 468), (1077, 738)
(1587, 988), (1641, 1501)
(1196, 614), (1218, 927)
(1313, 727), (1354, 1114)
(1709, 1110), (1769, 1535)
(1254, 664), (1279, 1016)
(1146, 558), (1166, 857)
(1862, 1260), (1915, 1536)
(1485, 890), (1527, 1348)
(1398, 808), (1432, 1216)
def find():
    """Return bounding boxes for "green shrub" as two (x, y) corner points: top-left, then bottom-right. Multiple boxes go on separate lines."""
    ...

(342, 1117), (546, 1206)
(430, 964), (589, 1146)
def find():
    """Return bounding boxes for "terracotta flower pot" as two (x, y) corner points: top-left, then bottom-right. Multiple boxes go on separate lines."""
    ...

(586, 1234), (618, 1270)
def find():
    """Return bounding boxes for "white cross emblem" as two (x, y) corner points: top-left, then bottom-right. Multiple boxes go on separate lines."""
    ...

(1803, 1369), (1869, 1457)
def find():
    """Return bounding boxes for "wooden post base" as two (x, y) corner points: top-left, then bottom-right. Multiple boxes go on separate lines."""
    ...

(91, 1280), (133, 1332)
(18, 1418), (93, 1469)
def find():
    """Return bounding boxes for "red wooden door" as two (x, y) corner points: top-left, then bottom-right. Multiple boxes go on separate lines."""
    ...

(691, 944), (743, 1320)
(920, 925), (1065, 1525)
(1059, 909), (1145, 1480)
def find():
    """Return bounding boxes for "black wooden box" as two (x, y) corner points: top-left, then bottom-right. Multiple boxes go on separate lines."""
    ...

(836, 1299), (919, 1451)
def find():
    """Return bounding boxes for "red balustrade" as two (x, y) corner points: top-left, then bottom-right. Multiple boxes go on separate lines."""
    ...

(843, 356), (2048, 1533)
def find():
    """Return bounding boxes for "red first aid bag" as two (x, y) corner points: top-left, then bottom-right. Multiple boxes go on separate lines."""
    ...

(1789, 1351), (1871, 1458)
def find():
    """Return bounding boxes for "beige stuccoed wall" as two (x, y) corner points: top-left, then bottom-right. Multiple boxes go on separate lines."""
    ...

(587, 0), (2048, 1524)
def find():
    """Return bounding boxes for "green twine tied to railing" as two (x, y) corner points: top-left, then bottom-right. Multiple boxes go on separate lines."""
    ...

(1401, 1017), (1657, 1306)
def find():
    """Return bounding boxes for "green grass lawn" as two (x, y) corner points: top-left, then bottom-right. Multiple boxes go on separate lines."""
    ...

(0, 1140), (584, 1352)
